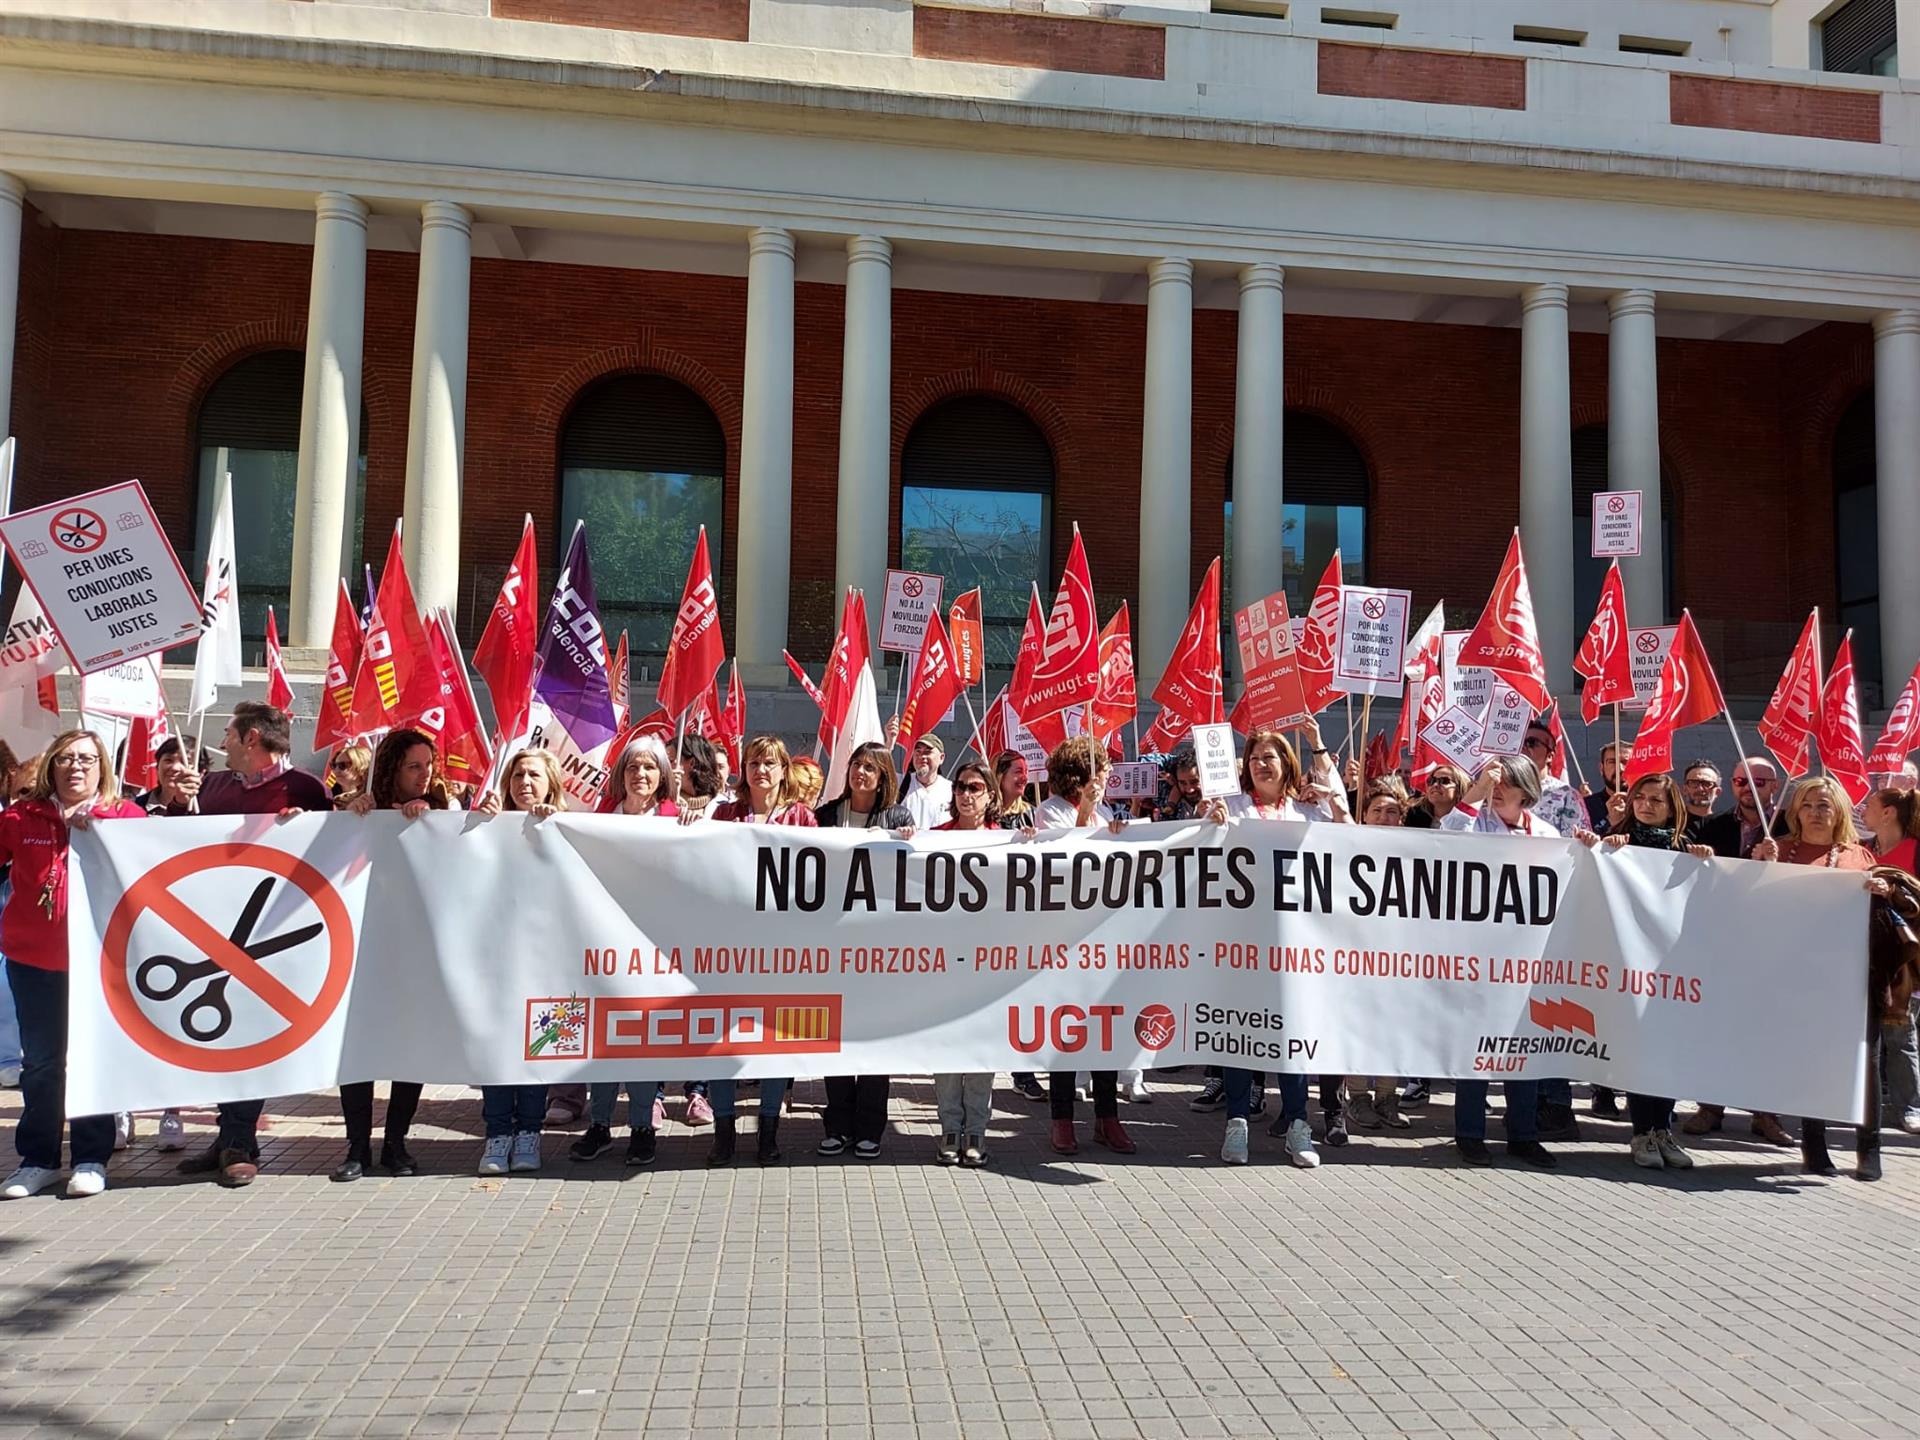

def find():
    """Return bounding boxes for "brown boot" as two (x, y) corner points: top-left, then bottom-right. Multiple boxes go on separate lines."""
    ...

(1751, 1113), (1793, 1146)
(1680, 1104), (1723, 1136)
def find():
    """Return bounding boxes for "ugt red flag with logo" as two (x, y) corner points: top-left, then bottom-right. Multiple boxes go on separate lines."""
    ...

(1574, 561), (1634, 723)
(475, 515), (540, 742)
(348, 525), (437, 737)
(948, 589), (985, 689)
(1626, 612), (1724, 783)
(658, 526), (725, 722)
(898, 608), (963, 754)
(1294, 553), (1344, 716)
(1016, 526), (1099, 723)
(1758, 610), (1824, 777)
(1818, 632), (1871, 804)
(1869, 657), (1920, 771)
(1091, 603), (1137, 744)
(312, 579), (364, 750)
(416, 609), (492, 785)
(1459, 530), (1552, 713)
(1150, 558), (1225, 729)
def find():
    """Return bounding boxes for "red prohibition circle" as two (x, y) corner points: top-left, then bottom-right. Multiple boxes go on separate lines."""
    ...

(1362, 597), (1387, 620)
(1636, 632), (1662, 653)
(1607, 495), (1627, 514)
(50, 508), (106, 553)
(101, 843), (355, 1072)
(902, 576), (924, 598)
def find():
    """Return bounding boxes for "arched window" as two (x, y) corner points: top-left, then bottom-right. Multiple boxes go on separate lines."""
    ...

(1223, 411), (1370, 625)
(899, 396), (1054, 667)
(559, 374), (726, 658)
(1833, 390), (1880, 690)
(1570, 424), (1677, 628)
(195, 350), (366, 648)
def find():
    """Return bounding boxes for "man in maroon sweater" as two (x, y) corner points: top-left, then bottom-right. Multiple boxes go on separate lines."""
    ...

(176, 701), (333, 1187)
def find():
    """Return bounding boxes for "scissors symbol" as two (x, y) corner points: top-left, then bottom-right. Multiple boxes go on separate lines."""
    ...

(135, 877), (325, 1042)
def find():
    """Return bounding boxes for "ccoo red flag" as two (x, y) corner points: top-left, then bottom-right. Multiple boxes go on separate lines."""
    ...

(948, 589), (985, 688)
(1091, 603), (1137, 743)
(348, 525), (438, 738)
(1868, 657), (1920, 771)
(1149, 559), (1225, 729)
(1757, 610), (1824, 778)
(264, 606), (295, 713)
(413, 609), (493, 786)
(1017, 526), (1100, 722)
(1459, 531), (1552, 713)
(658, 526), (726, 722)
(898, 609), (964, 754)
(312, 579), (364, 750)
(1626, 612), (1725, 783)
(819, 590), (873, 755)
(784, 650), (828, 712)
(1574, 561), (1634, 723)
(1294, 553), (1345, 716)
(474, 515), (541, 743)
(1817, 632), (1871, 804)
(710, 661), (746, 776)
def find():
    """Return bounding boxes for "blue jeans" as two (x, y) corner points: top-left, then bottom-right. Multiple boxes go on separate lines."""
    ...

(710, 1077), (788, 1120)
(481, 1085), (547, 1139)
(1225, 1069), (1307, 1124)
(590, 1082), (663, 1129)
(7, 960), (114, 1169)
(1455, 1079), (1539, 1143)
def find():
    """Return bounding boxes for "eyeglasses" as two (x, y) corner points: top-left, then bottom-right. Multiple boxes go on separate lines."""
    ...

(1522, 736), (1551, 751)
(1684, 778), (1721, 789)
(53, 753), (99, 770)
(955, 781), (989, 795)
(1426, 776), (1458, 788)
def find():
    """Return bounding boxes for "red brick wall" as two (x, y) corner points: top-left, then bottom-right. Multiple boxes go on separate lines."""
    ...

(6, 228), (1850, 690)
(492, 0), (750, 43)
(913, 5), (1166, 80)
(1670, 74), (1881, 144)
(1318, 42), (1526, 110)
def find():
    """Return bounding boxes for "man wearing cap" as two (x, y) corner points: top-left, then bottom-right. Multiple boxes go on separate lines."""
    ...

(901, 734), (954, 831)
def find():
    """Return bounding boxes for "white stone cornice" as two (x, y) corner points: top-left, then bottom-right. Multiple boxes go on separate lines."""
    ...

(1873, 310), (1920, 340)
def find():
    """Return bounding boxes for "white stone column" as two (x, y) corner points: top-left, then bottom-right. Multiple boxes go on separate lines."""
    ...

(0, 173), (23, 445)
(401, 200), (471, 616)
(1874, 310), (1920, 695)
(1607, 288), (1664, 625)
(289, 192), (368, 647)
(1139, 256), (1193, 680)
(736, 226), (795, 680)
(833, 235), (891, 645)
(1520, 282), (1575, 691)
(1230, 263), (1285, 639)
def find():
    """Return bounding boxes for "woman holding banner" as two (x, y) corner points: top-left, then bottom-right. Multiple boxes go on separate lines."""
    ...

(1207, 724), (1347, 1168)
(929, 759), (1005, 1166)
(333, 728), (445, 1182)
(814, 742), (913, 1159)
(994, 752), (1034, 826)
(1346, 782), (1412, 1136)
(0, 731), (146, 1200)
(1575, 774), (1711, 1172)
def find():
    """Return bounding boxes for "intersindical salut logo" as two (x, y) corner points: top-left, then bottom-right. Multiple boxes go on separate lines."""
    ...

(1472, 995), (1610, 1074)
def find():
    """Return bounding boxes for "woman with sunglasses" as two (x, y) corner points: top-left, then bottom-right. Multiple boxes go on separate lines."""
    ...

(1403, 765), (1467, 829)
(924, 759), (1007, 1166)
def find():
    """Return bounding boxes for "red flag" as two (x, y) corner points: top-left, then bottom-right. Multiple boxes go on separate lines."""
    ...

(1364, 729), (1392, 785)
(1227, 689), (1250, 738)
(784, 650), (827, 712)
(1868, 657), (1920, 771)
(969, 686), (1010, 759)
(124, 698), (173, 794)
(1006, 587), (1049, 730)
(609, 630), (630, 729)
(1294, 553), (1344, 716)
(348, 526), (438, 737)
(819, 590), (873, 755)
(594, 708), (678, 811)
(1543, 700), (1569, 783)
(1141, 708), (1191, 754)
(413, 610), (492, 786)
(949, 589), (985, 689)
(1016, 526), (1099, 722)
(710, 661), (746, 776)
(1757, 610), (1824, 777)
(1091, 604), (1137, 743)
(1574, 561), (1634, 724)
(1409, 665), (1448, 785)
(1025, 707), (1071, 757)
(658, 526), (725, 722)
(474, 515), (540, 742)
(264, 606), (295, 713)
(1626, 612), (1725, 783)
(1149, 559), (1224, 729)
(1817, 632), (1871, 804)
(898, 609), (965, 754)
(312, 579), (364, 750)
(1459, 531), (1552, 713)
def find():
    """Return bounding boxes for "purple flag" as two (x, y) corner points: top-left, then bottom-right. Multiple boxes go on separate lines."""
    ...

(528, 523), (618, 806)
(360, 563), (376, 631)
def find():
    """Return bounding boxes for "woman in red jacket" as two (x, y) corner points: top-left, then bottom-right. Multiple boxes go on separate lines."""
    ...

(0, 730), (145, 1201)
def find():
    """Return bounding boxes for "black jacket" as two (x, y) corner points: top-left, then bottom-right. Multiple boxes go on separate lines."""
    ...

(814, 797), (913, 829)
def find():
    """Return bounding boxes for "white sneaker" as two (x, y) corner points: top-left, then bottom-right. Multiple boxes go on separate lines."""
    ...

(0, 1165), (61, 1199)
(156, 1111), (186, 1151)
(65, 1162), (107, 1197)
(510, 1131), (542, 1172)
(1221, 1117), (1250, 1165)
(0, 1064), (19, 1088)
(1900, 1109), (1920, 1136)
(477, 1135), (512, 1175)
(1630, 1133), (1665, 1169)
(1285, 1118), (1322, 1169)
(1125, 1073), (1152, 1104)
(113, 1113), (133, 1150)
(1652, 1129), (1694, 1169)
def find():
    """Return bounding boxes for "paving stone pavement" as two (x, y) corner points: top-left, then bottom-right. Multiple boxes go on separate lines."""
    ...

(0, 1076), (1917, 1440)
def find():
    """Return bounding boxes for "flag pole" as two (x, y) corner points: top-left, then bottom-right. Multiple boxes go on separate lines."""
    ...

(954, 690), (987, 776)
(1720, 709), (1780, 838)
(1358, 693), (1373, 780)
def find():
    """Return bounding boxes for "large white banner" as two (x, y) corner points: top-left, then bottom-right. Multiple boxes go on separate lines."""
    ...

(66, 817), (1872, 1121)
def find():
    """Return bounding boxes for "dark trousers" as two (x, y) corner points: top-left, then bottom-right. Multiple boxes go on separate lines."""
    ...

(1627, 1093), (1674, 1135)
(1050, 1070), (1117, 1120)
(1804, 1017), (1884, 1160)
(217, 1099), (264, 1158)
(823, 1075), (890, 1143)
(341, 1081), (423, 1146)
(6, 960), (113, 1169)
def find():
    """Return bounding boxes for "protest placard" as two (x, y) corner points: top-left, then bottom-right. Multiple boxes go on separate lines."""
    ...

(1193, 722), (1239, 798)
(1332, 586), (1411, 697)
(1420, 703), (1488, 774)
(1234, 591), (1310, 731)
(880, 569), (943, 654)
(1625, 625), (1678, 711)
(1591, 490), (1643, 558)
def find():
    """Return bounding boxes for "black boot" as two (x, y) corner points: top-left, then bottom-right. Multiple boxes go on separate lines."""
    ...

(380, 1134), (418, 1176)
(626, 1127), (657, 1167)
(757, 1116), (782, 1165)
(1857, 1127), (1882, 1182)
(1800, 1119), (1837, 1176)
(331, 1140), (372, 1183)
(707, 1117), (737, 1168)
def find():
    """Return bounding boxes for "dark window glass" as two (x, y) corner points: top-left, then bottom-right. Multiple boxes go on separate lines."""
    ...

(1833, 390), (1881, 690)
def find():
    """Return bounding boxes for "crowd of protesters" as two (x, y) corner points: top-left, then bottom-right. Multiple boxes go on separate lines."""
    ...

(0, 699), (1911, 1200)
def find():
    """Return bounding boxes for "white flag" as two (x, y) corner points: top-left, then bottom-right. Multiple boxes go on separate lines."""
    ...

(0, 585), (65, 756)
(0, 435), (15, 516)
(824, 660), (886, 801)
(187, 469), (243, 716)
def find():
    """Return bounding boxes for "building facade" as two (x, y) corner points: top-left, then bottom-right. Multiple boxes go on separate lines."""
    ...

(1, 0), (1917, 721)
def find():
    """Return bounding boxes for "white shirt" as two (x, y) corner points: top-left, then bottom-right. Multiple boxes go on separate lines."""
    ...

(1221, 793), (1333, 824)
(901, 773), (953, 831)
(1439, 804), (1561, 839)
(1035, 794), (1116, 829)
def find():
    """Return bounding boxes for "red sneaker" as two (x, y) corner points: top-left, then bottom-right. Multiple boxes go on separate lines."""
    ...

(1093, 1117), (1136, 1154)
(1049, 1120), (1078, 1155)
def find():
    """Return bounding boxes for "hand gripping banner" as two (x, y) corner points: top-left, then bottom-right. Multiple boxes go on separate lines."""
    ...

(67, 816), (1870, 1122)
